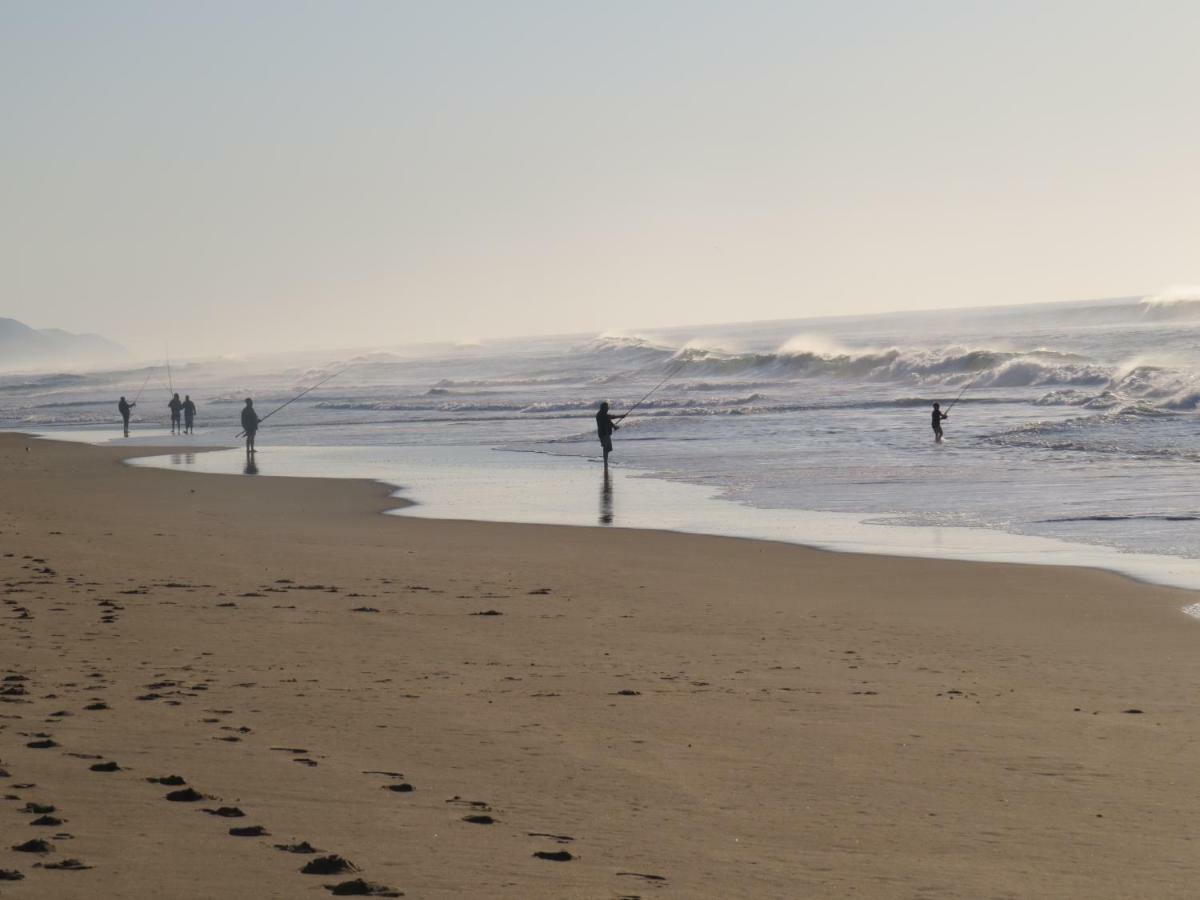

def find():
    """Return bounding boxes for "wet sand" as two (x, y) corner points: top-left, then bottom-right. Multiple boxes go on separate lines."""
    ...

(1, 432), (1199, 898)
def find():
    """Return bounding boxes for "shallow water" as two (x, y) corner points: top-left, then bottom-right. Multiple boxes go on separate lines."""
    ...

(115, 442), (1200, 592)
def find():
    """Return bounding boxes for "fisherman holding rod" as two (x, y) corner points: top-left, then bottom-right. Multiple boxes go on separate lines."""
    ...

(595, 357), (687, 468)
(931, 373), (982, 443)
(241, 398), (260, 455)
(235, 368), (346, 457)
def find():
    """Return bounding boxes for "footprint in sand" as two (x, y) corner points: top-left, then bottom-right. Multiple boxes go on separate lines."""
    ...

(300, 855), (358, 875)
(462, 814), (496, 825)
(0, 868), (24, 880)
(165, 788), (207, 802)
(532, 850), (573, 862)
(89, 761), (121, 772)
(274, 841), (321, 854)
(618, 871), (668, 883)
(202, 806), (245, 818)
(37, 858), (92, 870)
(12, 839), (53, 854)
(323, 878), (403, 897)
(229, 825), (269, 837)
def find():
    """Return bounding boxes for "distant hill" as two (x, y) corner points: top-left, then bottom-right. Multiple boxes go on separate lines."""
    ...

(0, 317), (126, 371)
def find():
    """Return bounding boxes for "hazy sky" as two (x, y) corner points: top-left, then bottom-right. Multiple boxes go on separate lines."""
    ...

(2, 1), (1198, 357)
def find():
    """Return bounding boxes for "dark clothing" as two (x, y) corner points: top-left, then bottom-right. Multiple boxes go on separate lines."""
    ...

(182, 400), (196, 426)
(169, 398), (182, 427)
(596, 409), (618, 459)
(241, 407), (260, 434)
(118, 400), (131, 420)
(932, 409), (947, 436)
(596, 410), (617, 438)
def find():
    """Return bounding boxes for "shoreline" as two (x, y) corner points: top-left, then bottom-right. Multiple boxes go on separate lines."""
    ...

(3, 433), (1200, 896)
(80, 429), (1200, 597)
(11, 425), (1200, 599)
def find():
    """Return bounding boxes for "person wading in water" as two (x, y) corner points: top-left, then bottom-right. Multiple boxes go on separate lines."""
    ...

(931, 401), (948, 443)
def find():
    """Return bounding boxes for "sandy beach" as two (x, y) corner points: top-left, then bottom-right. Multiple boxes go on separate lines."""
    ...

(1, 432), (1199, 898)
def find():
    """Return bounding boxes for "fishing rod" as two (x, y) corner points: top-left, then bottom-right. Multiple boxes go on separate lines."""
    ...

(944, 372), (984, 414)
(131, 369), (152, 405)
(236, 368), (347, 438)
(615, 357), (689, 423)
(166, 347), (174, 396)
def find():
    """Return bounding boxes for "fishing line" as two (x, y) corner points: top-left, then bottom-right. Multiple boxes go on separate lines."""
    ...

(236, 368), (347, 437)
(615, 357), (689, 423)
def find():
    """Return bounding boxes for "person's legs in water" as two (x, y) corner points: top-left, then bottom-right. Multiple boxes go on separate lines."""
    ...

(601, 433), (613, 468)
(933, 423), (943, 443)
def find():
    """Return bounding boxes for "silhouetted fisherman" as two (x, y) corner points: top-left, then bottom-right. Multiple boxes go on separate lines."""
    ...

(168, 393), (183, 434)
(118, 396), (135, 437)
(241, 398), (260, 454)
(596, 401), (619, 468)
(182, 395), (196, 434)
(932, 401), (948, 443)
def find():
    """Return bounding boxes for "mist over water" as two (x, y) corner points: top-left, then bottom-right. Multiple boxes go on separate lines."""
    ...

(5, 296), (1200, 563)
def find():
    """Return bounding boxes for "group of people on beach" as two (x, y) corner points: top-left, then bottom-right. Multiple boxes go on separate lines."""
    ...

(116, 395), (260, 455)
(117, 394), (197, 436)
(120, 389), (951, 466)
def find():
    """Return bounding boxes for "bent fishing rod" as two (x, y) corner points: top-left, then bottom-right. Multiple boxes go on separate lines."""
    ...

(944, 372), (984, 414)
(236, 368), (347, 438)
(615, 357), (689, 423)
(131, 369), (153, 405)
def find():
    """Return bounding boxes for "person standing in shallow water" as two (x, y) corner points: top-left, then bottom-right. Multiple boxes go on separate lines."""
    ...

(931, 401), (948, 443)
(118, 396), (135, 437)
(241, 398), (260, 455)
(596, 400), (619, 468)
(168, 393), (183, 434)
(182, 395), (196, 434)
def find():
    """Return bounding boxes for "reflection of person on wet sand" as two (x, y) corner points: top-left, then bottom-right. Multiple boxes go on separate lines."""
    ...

(599, 468), (613, 525)
(117, 396), (135, 437)
(241, 398), (260, 455)
(243, 456), (259, 476)
(596, 401), (619, 468)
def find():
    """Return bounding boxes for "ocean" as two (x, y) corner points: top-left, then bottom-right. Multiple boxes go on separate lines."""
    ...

(6, 295), (1200, 588)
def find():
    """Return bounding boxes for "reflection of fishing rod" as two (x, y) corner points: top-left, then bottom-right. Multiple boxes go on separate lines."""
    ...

(944, 373), (984, 414)
(236, 368), (346, 438)
(615, 358), (688, 423)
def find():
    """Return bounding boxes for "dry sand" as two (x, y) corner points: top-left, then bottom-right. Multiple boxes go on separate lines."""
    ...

(1, 432), (1199, 898)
